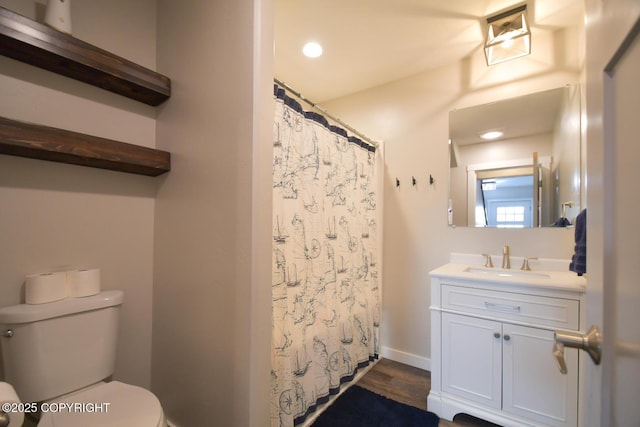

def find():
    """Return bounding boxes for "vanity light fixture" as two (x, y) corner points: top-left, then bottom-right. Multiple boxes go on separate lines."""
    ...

(303, 41), (323, 58)
(484, 4), (531, 66)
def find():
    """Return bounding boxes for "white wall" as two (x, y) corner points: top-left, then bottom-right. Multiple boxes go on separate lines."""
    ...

(0, 0), (157, 388)
(152, 0), (273, 425)
(323, 26), (584, 369)
(1, 1), (274, 424)
(552, 84), (582, 222)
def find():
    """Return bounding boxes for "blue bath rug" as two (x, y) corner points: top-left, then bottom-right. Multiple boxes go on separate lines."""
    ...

(311, 385), (440, 427)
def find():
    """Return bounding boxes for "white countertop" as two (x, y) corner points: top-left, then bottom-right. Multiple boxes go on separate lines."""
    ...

(430, 254), (586, 292)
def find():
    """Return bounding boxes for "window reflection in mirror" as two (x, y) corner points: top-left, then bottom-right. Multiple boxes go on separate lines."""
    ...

(448, 85), (582, 228)
(478, 175), (533, 228)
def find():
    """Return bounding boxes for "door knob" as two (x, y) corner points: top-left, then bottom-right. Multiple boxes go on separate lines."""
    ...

(553, 325), (602, 374)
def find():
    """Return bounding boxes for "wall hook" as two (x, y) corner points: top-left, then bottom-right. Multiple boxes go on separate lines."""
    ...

(396, 178), (400, 188)
(429, 174), (435, 185)
(412, 176), (417, 186)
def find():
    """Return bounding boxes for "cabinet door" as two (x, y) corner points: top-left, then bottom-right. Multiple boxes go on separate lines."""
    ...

(441, 313), (502, 409)
(502, 324), (578, 427)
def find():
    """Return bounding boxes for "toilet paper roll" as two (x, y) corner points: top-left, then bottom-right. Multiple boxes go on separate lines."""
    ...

(0, 382), (25, 427)
(44, 0), (72, 34)
(24, 272), (67, 304)
(66, 268), (101, 298)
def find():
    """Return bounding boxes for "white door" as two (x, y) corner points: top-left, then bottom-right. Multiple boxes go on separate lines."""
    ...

(585, 16), (640, 427)
(441, 313), (502, 409)
(503, 324), (578, 427)
(602, 20), (640, 426)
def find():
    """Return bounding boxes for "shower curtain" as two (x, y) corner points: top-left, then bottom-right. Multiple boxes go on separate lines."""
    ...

(271, 85), (381, 427)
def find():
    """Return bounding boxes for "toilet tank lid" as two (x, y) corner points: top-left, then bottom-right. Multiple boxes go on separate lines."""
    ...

(0, 290), (123, 324)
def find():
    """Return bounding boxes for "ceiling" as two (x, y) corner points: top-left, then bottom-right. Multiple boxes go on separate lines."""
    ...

(449, 86), (565, 145)
(274, 0), (584, 103)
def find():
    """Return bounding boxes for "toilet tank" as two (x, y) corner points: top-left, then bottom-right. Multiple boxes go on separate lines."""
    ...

(0, 290), (123, 403)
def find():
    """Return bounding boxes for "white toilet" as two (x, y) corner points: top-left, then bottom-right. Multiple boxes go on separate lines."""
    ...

(0, 290), (166, 426)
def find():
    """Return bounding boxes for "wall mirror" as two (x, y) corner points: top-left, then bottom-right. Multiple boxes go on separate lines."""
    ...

(448, 85), (582, 228)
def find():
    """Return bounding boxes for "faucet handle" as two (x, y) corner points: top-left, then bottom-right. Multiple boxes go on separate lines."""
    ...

(521, 256), (538, 271)
(482, 253), (494, 268)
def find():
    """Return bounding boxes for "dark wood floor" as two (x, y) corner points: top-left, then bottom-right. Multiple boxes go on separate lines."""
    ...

(357, 358), (501, 427)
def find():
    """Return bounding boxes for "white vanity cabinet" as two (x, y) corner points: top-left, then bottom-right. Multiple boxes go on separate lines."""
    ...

(428, 261), (586, 427)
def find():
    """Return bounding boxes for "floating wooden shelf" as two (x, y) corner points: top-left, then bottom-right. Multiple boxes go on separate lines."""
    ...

(0, 6), (171, 106)
(0, 116), (171, 176)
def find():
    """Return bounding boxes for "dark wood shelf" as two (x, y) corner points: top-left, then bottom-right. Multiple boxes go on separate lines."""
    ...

(0, 6), (171, 106)
(0, 116), (171, 176)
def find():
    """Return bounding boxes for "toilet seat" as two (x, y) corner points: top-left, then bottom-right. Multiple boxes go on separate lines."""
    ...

(38, 381), (165, 427)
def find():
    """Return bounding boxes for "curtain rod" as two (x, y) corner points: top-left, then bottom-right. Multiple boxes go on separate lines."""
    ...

(274, 78), (379, 148)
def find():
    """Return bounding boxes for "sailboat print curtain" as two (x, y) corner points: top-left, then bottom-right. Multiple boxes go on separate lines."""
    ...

(271, 85), (381, 427)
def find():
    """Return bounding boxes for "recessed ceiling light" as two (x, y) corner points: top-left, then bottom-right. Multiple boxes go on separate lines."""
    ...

(303, 42), (323, 58)
(480, 130), (504, 140)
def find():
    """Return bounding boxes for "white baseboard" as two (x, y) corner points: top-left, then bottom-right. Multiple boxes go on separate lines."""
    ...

(380, 346), (431, 371)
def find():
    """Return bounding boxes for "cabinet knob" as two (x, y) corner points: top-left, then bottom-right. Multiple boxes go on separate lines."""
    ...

(503, 334), (511, 341)
(494, 332), (501, 339)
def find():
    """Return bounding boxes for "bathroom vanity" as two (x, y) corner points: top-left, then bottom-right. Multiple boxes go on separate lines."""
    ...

(428, 254), (586, 427)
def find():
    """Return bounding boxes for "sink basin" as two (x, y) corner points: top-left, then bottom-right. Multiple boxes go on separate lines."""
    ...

(464, 266), (550, 279)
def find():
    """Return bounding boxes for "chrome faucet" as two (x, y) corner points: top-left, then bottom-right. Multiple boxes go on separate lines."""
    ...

(502, 245), (511, 269)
